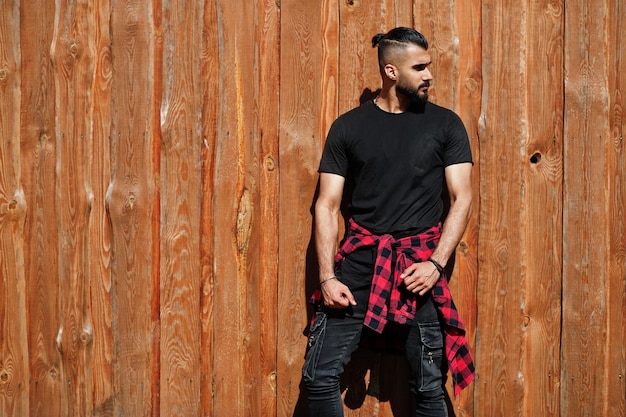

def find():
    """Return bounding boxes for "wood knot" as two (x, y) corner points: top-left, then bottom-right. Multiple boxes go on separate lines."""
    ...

(2, 195), (25, 217)
(458, 240), (469, 255)
(268, 371), (277, 391)
(124, 193), (136, 211)
(530, 152), (542, 164)
(69, 43), (79, 58)
(0, 370), (9, 383)
(0, 68), (8, 81)
(80, 330), (92, 344)
(236, 189), (253, 254)
(465, 78), (479, 94)
(264, 155), (276, 171)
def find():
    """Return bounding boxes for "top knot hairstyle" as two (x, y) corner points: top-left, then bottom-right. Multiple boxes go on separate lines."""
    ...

(372, 27), (429, 69)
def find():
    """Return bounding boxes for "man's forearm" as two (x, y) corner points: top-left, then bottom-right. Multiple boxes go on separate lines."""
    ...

(429, 195), (472, 267)
(315, 204), (339, 282)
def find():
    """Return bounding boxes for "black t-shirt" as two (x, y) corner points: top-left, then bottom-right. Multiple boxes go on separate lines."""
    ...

(318, 100), (473, 296)
(319, 100), (473, 236)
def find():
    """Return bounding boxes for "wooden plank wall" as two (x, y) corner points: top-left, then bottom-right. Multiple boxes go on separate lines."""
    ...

(0, 1), (624, 416)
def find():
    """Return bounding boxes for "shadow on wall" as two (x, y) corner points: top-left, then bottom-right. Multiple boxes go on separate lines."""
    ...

(290, 88), (457, 417)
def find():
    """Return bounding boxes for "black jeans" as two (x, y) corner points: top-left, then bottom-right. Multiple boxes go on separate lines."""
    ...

(302, 293), (448, 417)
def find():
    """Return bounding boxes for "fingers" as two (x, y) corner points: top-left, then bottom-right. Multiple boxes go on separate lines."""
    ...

(322, 281), (357, 308)
(402, 262), (439, 294)
(345, 290), (357, 306)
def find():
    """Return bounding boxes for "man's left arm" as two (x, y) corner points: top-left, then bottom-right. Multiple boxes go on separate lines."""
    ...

(402, 162), (473, 295)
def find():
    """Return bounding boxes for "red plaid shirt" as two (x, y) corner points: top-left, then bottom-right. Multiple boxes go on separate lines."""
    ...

(311, 218), (475, 395)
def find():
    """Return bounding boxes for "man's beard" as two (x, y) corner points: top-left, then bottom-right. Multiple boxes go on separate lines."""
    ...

(396, 80), (430, 105)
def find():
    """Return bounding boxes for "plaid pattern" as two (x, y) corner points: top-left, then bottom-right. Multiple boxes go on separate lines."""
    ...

(311, 218), (475, 396)
(431, 270), (476, 396)
(337, 219), (440, 331)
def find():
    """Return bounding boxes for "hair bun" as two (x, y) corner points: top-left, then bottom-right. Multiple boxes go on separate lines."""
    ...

(371, 33), (385, 47)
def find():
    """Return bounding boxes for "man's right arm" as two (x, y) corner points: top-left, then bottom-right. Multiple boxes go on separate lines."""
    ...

(315, 172), (357, 308)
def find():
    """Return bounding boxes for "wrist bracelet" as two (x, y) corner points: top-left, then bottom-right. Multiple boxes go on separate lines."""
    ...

(320, 275), (337, 286)
(427, 257), (445, 276)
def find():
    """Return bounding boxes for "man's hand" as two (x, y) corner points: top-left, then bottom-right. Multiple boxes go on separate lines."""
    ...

(321, 278), (357, 308)
(401, 261), (441, 296)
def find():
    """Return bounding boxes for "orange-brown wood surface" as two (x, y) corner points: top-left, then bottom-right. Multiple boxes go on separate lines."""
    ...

(1, 1), (625, 417)
(562, 1), (625, 416)
(1, 2), (28, 417)
(20, 0), (62, 416)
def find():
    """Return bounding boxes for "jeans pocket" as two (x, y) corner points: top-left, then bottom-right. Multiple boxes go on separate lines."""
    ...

(418, 321), (444, 392)
(302, 312), (327, 382)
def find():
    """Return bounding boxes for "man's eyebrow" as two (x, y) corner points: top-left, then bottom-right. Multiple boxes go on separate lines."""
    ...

(413, 62), (432, 70)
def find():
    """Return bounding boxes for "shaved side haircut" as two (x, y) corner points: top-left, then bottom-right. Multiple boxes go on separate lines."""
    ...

(372, 27), (429, 69)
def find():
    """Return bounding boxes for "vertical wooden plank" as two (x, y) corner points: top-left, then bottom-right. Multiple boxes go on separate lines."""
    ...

(605, 2), (626, 415)
(475, 1), (528, 415)
(277, 0), (324, 415)
(19, 0), (62, 415)
(212, 1), (262, 416)
(0, 1), (29, 416)
(519, 2), (564, 416)
(199, 0), (218, 415)
(320, 0), (339, 143)
(158, 1), (202, 415)
(451, 1), (482, 415)
(416, 0), (483, 415)
(256, 1), (281, 416)
(562, 0), (618, 415)
(108, 0), (159, 415)
(414, 0), (459, 106)
(337, 0), (396, 114)
(391, 1), (412, 28)
(49, 0), (95, 415)
(90, 0), (114, 415)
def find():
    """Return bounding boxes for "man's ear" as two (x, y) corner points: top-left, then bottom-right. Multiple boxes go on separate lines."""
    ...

(384, 64), (397, 81)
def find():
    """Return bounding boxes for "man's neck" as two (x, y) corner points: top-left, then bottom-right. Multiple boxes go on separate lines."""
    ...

(374, 90), (411, 113)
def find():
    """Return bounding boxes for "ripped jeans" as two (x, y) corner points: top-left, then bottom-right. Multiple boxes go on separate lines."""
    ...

(302, 292), (448, 417)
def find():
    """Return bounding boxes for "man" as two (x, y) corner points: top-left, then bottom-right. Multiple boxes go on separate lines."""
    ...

(302, 27), (475, 417)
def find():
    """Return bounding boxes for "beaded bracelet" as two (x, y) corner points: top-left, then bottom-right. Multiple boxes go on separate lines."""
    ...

(427, 257), (445, 276)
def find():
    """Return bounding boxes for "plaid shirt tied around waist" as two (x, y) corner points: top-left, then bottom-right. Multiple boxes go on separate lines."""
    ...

(311, 218), (475, 396)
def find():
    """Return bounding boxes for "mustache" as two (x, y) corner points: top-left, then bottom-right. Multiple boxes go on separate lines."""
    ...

(419, 81), (431, 89)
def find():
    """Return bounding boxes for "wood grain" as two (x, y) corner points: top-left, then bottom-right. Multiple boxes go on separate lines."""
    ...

(476, 1), (529, 415)
(19, 0), (63, 415)
(50, 0), (96, 415)
(1, 1), (625, 416)
(199, 2), (220, 417)
(338, 0), (391, 115)
(199, 0), (219, 415)
(562, 0), (617, 415)
(90, 0), (114, 416)
(256, 1), (281, 416)
(605, 2), (626, 416)
(212, 1), (262, 416)
(519, 2), (564, 416)
(0, 1), (29, 416)
(158, 1), (203, 416)
(277, 1), (324, 415)
(108, 0), (159, 415)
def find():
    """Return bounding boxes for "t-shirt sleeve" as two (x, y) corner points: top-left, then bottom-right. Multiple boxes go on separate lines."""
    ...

(318, 120), (349, 176)
(443, 111), (473, 166)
